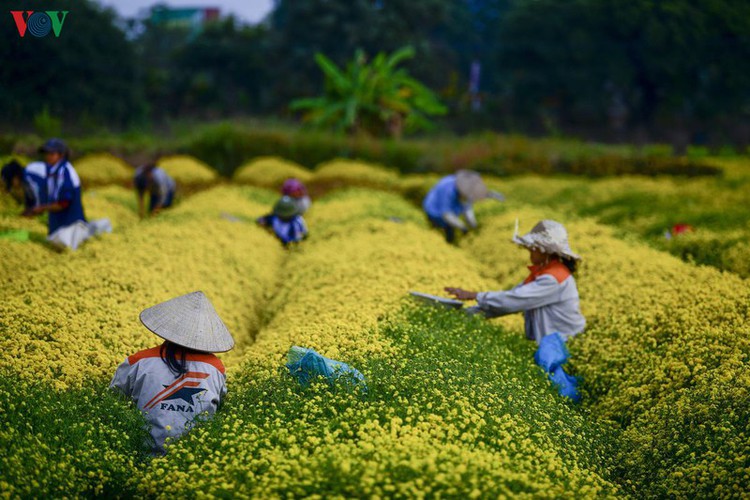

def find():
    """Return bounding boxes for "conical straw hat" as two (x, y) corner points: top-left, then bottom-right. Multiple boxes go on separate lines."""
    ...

(455, 170), (489, 202)
(139, 291), (235, 353)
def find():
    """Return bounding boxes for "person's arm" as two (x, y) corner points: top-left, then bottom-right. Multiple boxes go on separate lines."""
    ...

(298, 196), (312, 214)
(463, 206), (478, 229)
(475, 275), (562, 316)
(39, 167), (74, 214)
(487, 190), (505, 202)
(256, 214), (272, 227)
(30, 200), (70, 214)
(109, 360), (133, 397)
(446, 275), (562, 317)
(297, 217), (308, 239)
(443, 212), (468, 232)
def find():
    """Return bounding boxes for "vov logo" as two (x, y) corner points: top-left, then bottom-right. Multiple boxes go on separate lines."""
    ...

(10, 11), (69, 38)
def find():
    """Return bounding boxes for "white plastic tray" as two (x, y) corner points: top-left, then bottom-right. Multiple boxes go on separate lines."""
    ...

(409, 291), (464, 309)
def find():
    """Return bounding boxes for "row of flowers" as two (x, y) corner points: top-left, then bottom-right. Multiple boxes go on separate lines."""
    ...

(2, 160), (748, 496)
(138, 188), (619, 497)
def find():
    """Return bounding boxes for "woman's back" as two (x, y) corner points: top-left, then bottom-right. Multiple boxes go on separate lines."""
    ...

(110, 344), (227, 453)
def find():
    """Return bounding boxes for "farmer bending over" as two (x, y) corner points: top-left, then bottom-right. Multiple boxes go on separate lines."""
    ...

(423, 170), (503, 243)
(1, 159), (47, 215)
(281, 178), (311, 215)
(134, 162), (176, 218)
(257, 195), (308, 247)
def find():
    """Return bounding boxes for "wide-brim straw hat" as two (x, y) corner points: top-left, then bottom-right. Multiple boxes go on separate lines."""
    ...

(512, 219), (582, 261)
(455, 170), (489, 202)
(139, 291), (235, 353)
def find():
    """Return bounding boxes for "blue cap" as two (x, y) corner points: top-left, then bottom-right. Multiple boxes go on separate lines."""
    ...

(38, 138), (68, 154)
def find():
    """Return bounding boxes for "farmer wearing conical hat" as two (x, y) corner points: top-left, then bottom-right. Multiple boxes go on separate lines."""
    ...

(446, 220), (585, 400)
(109, 291), (234, 454)
(422, 170), (504, 243)
(256, 195), (308, 247)
(446, 220), (585, 343)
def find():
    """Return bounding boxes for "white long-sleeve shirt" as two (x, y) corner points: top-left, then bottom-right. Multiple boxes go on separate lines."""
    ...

(474, 261), (585, 344)
(110, 345), (227, 453)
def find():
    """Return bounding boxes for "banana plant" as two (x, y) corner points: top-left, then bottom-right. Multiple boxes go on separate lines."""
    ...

(290, 46), (447, 137)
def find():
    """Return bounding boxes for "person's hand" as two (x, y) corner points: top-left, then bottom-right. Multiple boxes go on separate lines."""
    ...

(444, 287), (478, 301)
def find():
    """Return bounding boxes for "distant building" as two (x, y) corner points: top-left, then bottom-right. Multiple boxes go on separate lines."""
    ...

(149, 4), (220, 32)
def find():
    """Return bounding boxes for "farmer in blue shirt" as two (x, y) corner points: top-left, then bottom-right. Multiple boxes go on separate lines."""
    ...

(29, 139), (87, 235)
(1, 159), (47, 215)
(423, 170), (503, 243)
(257, 196), (308, 247)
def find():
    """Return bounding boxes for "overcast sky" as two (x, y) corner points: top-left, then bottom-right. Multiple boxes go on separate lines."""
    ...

(97, 0), (275, 24)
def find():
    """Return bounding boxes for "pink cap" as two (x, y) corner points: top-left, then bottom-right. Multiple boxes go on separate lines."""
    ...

(282, 178), (307, 198)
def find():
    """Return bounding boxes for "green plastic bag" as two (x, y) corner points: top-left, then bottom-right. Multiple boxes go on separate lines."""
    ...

(0, 229), (30, 242)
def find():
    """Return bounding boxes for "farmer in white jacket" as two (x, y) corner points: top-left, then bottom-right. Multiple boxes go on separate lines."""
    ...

(110, 291), (234, 454)
(445, 220), (585, 344)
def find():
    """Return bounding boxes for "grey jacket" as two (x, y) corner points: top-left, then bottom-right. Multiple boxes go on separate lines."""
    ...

(472, 265), (585, 344)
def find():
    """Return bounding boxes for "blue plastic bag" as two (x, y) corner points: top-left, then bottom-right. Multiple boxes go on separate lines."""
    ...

(534, 332), (570, 372)
(286, 346), (366, 389)
(549, 366), (581, 402)
(534, 333), (580, 401)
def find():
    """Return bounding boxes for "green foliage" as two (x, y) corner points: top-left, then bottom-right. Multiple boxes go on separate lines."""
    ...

(267, 0), (472, 113)
(0, 0), (143, 129)
(182, 122), (720, 178)
(137, 17), (269, 119)
(290, 47), (447, 137)
(33, 107), (62, 138)
(494, 0), (750, 140)
(145, 307), (620, 496)
(0, 376), (149, 497)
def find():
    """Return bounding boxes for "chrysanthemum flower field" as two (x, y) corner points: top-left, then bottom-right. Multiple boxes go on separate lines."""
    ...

(1, 155), (748, 498)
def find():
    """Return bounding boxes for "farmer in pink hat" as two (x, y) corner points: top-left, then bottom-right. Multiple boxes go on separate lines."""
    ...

(281, 178), (311, 215)
(110, 291), (234, 454)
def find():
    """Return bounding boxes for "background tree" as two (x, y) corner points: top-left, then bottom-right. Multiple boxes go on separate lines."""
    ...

(267, 0), (473, 114)
(0, 0), (142, 131)
(290, 47), (447, 137)
(171, 18), (269, 117)
(492, 0), (750, 146)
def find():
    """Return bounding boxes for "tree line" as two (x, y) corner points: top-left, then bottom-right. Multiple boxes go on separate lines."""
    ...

(2, 0), (749, 148)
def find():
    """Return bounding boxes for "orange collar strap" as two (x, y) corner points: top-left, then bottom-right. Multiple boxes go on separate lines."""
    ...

(523, 259), (571, 285)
